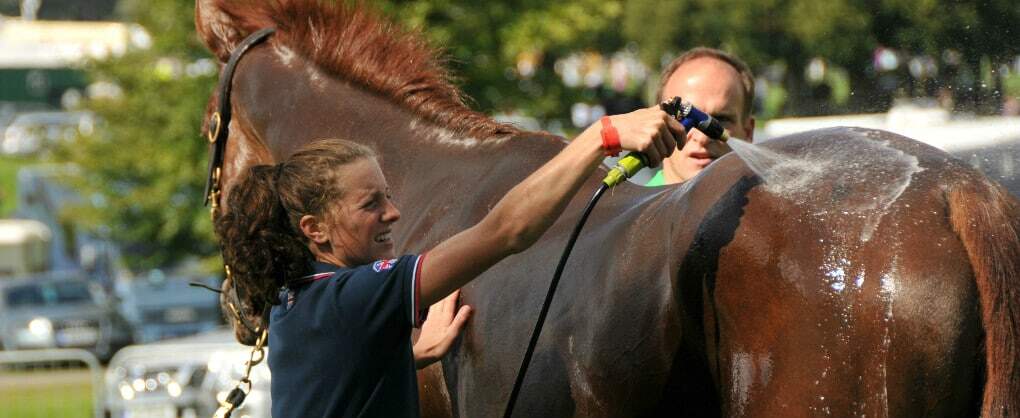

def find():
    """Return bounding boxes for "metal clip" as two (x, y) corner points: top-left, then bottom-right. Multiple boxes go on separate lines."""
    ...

(213, 385), (249, 418)
(208, 112), (222, 143)
(210, 326), (266, 418)
(209, 168), (222, 219)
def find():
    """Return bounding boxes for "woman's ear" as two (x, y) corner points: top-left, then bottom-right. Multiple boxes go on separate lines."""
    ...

(299, 214), (329, 244)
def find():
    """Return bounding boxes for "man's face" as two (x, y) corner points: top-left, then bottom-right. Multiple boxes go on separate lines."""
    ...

(659, 57), (755, 184)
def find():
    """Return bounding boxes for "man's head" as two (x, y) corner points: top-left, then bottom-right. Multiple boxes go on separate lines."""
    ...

(656, 47), (755, 184)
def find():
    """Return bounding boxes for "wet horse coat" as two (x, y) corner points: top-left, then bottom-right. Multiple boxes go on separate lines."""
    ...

(195, 1), (1020, 416)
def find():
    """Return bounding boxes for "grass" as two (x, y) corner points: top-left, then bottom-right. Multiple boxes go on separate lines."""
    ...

(0, 369), (94, 418)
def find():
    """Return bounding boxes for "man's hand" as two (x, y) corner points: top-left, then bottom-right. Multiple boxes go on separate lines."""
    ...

(413, 290), (472, 369)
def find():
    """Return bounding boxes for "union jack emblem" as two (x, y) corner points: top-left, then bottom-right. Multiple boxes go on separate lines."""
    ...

(373, 259), (396, 272)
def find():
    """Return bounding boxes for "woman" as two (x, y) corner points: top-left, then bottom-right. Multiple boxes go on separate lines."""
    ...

(217, 106), (682, 417)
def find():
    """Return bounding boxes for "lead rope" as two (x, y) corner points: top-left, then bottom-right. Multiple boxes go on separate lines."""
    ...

(212, 314), (268, 418)
(189, 265), (271, 418)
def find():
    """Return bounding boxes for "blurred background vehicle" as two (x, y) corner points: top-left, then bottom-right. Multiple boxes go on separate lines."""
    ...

(105, 329), (271, 418)
(0, 218), (51, 277)
(0, 271), (132, 362)
(14, 164), (125, 289)
(117, 270), (222, 344)
(1, 110), (95, 156)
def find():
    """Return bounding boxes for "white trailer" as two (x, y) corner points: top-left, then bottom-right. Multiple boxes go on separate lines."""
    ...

(0, 218), (52, 277)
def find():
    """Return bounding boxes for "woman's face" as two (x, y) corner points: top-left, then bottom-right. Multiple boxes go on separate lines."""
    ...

(324, 158), (401, 266)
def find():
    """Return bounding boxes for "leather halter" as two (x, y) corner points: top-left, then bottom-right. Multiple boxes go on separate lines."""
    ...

(204, 27), (276, 217)
(201, 28), (275, 341)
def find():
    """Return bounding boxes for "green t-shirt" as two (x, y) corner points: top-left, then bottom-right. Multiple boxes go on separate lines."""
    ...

(646, 170), (665, 186)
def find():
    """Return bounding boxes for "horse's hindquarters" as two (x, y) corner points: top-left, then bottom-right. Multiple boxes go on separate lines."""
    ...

(698, 135), (985, 417)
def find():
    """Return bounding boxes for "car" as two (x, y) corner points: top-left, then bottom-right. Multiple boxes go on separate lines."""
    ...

(0, 271), (133, 362)
(1, 111), (95, 156)
(117, 272), (223, 343)
(105, 329), (271, 418)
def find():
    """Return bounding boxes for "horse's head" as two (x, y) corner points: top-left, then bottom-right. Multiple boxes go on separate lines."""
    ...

(195, 0), (539, 344)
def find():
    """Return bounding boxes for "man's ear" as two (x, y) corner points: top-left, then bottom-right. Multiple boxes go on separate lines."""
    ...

(299, 215), (330, 244)
(195, 0), (242, 62)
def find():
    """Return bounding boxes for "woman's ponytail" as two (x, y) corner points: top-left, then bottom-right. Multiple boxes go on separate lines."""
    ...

(216, 164), (312, 331)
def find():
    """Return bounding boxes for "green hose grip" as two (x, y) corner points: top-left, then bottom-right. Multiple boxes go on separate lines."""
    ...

(602, 152), (648, 187)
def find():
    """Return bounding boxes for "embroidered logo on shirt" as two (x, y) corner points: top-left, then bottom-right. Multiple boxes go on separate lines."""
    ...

(373, 259), (397, 272)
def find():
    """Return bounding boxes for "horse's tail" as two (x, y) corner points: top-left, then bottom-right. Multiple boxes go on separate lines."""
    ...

(947, 173), (1020, 417)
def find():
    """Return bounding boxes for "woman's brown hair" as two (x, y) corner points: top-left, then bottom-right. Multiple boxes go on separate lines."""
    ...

(215, 138), (376, 323)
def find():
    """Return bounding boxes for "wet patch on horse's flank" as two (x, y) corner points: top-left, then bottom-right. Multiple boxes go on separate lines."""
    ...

(728, 352), (774, 417)
(733, 128), (927, 416)
(806, 247), (901, 417)
(304, 61), (329, 91)
(565, 335), (605, 414)
(678, 176), (761, 412)
(407, 118), (511, 149)
(272, 43), (296, 67)
(751, 127), (923, 243)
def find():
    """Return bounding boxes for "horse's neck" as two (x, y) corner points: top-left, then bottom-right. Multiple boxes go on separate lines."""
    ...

(235, 44), (565, 193)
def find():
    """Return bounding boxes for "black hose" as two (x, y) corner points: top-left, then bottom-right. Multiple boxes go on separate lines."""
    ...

(503, 182), (610, 418)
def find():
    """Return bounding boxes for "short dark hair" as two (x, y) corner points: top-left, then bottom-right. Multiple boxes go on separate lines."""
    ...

(656, 47), (755, 118)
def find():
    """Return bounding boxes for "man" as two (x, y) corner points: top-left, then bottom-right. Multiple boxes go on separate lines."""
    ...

(646, 47), (756, 186)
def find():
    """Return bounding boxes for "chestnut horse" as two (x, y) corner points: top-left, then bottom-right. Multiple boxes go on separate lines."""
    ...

(195, 1), (1019, 416)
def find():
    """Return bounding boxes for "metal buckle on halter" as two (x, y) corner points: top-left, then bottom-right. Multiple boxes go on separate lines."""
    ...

(208, 112), (222, 143)
(209, 167), (222, 219)
(203, 27), (275, 212)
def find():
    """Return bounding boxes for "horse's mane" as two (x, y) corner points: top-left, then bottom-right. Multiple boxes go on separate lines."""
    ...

(213, 0), (520, 140)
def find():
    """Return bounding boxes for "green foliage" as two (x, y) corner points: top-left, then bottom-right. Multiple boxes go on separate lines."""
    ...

(60, 0), (1019, 271)
(56, 0), (218, 271)
(0, 156), (32, 217)
(373, 0), (629, 120)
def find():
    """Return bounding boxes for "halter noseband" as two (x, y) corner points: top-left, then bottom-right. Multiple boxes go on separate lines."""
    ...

(204, 27), (276, 218)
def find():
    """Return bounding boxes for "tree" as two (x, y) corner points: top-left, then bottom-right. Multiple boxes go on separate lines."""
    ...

(60, 0), (1019, 271)
(374, 0), (629, 121)
(56, 0), (218, 270)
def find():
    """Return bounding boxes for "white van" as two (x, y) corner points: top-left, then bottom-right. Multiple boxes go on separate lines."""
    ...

(0, 219), (52, 277)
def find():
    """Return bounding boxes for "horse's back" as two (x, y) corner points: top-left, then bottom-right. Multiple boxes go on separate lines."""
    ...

(696, 127), (1015, 416)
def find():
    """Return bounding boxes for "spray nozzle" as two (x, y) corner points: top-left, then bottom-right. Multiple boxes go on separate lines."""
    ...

(661, 96), (729, 142)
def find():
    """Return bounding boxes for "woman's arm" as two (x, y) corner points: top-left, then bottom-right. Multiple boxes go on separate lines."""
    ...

(419, 106), (683, 305)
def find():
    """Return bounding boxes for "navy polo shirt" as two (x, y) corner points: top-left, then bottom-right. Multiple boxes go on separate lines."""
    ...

(268, 255), (427, 418)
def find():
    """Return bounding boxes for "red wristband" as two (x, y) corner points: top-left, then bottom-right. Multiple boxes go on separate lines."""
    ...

(600, 116), (621, 157)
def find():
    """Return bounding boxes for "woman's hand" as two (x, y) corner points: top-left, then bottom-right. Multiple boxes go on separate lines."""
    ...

(413, 290), (473, 369)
